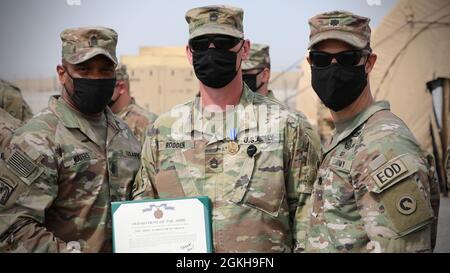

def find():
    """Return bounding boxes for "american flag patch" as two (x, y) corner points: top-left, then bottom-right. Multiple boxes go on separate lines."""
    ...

(6, 150), (37, 179)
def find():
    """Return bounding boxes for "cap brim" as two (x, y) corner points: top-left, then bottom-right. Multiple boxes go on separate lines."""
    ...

(308, 30), (367, 49)
(64, 48), (118, 65)
(189, 24), (243, 39)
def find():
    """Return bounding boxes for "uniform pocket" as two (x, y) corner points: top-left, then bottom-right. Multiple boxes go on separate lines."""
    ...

(155, 140), (200, 197)
(109, 150), (141, 200)
(237, 142), (286, 218)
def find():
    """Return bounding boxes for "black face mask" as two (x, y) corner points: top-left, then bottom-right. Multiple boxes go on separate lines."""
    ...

(311, 63), (367, 112)
(243, 70), (265, 92)
(192, 44), (243, 89)
(64, 68), (116, 114)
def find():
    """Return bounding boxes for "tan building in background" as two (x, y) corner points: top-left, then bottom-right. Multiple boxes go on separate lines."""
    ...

(121, 46), (197, 114)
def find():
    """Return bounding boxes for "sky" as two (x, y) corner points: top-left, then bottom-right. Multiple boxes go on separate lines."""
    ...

(0, 0), (397, 80)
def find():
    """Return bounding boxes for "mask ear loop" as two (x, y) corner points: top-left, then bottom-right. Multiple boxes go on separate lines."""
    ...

(362, 51), (371, 76)
(61, 66), (75, 98)
(109, 82), (122, 107)
(253, 69), (266, 91)
(235, 40), (245, 72)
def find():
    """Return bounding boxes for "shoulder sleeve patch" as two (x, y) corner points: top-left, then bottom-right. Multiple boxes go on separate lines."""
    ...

(378, 176), (434, 236)
(6, 150), (43, 186)
(369, 154), (418, 193)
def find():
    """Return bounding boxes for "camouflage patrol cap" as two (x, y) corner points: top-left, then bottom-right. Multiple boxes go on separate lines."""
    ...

(242, 43), (270, 70)
(308, 11), (371, 49)
(60, 27), (118, 64)
(185, 5), (244, 39)
(115, 64), (129, 81)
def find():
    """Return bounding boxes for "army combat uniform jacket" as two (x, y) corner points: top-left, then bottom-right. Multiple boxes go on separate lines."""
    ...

(267, 90), (321, 157)
(117, 97), (158, 145)
(0, 96), (143, 252)
(306, 101), (439, 252)
(0, 108), (20, 153)
(0, 79), (33, 122)
(134, 86), (321, 252)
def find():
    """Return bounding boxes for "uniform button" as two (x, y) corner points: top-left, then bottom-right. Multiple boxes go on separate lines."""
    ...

(247, 145), (257, 157)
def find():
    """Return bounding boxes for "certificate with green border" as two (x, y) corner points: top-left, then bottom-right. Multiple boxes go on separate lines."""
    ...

(111, 196), (213, 253)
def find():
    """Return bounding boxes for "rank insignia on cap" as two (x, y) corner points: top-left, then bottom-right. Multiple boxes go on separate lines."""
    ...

(90, 35), (98, 47)
(210, 12), (218, 22)
(330, 19), (340, 26)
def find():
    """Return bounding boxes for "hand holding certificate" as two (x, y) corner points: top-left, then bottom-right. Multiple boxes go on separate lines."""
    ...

(111, 196), (212, 253)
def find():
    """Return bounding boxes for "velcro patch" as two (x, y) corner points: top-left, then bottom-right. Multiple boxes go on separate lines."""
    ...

(369, 154), (387, 171)
(63, 152), (95, 168)
(159, 140), (194, 150)
(6, 150), (43, 186)
(330, 156), (352, 172)
(73, 152), (91, 164)
(205, 153), (223, 173)
(125, 151), (140, 159)
(6, 150), (37, 179)
(371, 158), (408, 190)
(379, 178), (434, 235)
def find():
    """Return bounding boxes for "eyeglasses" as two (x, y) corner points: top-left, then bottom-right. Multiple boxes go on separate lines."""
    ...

(309, 50), (368, 67)
(189, 35), (242, 52)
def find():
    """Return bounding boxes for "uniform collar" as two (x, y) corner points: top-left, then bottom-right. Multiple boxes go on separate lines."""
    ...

(116, 97), (136, 119)
(324, 100), (390, 155)
(266, 90), (275, 99)
(49, 95), (123, 142)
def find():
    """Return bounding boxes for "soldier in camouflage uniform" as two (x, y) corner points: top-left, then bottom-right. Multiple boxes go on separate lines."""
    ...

(0, 27), (145, 253)
(109, 64), (158, 145)
(134, 5), (321, 253)
(0, 79), (34, 123)
(0, 108), (20, 153)
(242, 43), (322, 161)
(316, 101), (335, 145)
(241, 43), (272, 97)
(304, 11), (440, 252)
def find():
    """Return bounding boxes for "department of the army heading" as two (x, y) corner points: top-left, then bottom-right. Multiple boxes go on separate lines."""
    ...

(111, 196), (213, 253)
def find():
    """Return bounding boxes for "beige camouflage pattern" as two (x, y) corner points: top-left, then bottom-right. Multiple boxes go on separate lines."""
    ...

(61, 27), (118, 65)
(242, 43), (270, 71)
(317, 101), (335, 145)
(117, 97), (158, 145)
(266, 90), (322, 163)
(185, 5), (244, 39)
(0, 108), (20, 153)
(308, 10), (371, 49)
(0, 79), (33, 122)
(134, 85), (321, 252)
(242, 43), (320, 158)
(115, 64), (129, 81)
(305, 101), (439, 252)
(0, 95), (146, 253)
